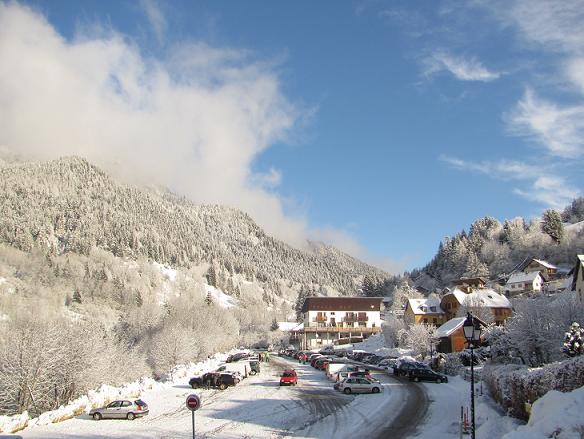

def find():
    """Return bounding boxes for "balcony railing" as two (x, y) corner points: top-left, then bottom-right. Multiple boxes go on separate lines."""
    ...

(344, 315), (368, 322)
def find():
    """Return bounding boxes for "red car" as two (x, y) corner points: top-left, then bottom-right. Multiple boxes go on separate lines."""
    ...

(280, 369), (298, 386)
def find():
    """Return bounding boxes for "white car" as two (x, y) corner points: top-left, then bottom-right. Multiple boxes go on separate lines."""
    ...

(89, 399), (149, 420)
(337, 377), (383, 394)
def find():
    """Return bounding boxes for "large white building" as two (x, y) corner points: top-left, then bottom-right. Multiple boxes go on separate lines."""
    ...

(292, 297), (383, 349)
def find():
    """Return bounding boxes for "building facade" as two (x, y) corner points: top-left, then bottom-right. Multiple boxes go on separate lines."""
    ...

(404, 298), (446, 326)
(505, 271), (545, 296)
(440, 287), (512, 325)
(293, 297), (383, 349)
(522, 258), (557, 279)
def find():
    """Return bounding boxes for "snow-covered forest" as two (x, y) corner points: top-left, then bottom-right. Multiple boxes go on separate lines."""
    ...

(419, 202), (584, 289)
(0, 156), (392, 417)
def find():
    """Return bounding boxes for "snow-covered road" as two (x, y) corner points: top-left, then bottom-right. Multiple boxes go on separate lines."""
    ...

(17, 356), (431, 439)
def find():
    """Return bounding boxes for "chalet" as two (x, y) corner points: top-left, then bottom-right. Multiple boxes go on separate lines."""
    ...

(293, 297), (383, 349)
(520, 258), (557, 279)
(404, 298), (446, 326)
(572, 255), (584, 302)
(440, 286), (512, 325)
(454, 277), (487, 292)
(504, 271), (545, 296)
(434, 315), (486, 353)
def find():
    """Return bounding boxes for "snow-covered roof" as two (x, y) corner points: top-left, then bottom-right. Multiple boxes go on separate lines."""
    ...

(407, 297), (444, 315)
(435, 317), (466, 338)
(532, 259), (557, 270)
(278, 322), (303, 331)
(446, 287), (511, 308)
(506, 271), (542, 285)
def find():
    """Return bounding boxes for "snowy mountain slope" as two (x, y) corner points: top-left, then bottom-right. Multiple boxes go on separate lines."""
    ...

(0, 156), (389, 295)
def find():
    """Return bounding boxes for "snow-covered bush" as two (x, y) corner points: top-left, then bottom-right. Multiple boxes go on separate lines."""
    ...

(483, 356), (584, 420)
(562, 322), (584, 357)
(502, 386), (584, 439)
(399, 324), (434, 360)
(382, 315), (406, 348)
(443, 353), (464, 376)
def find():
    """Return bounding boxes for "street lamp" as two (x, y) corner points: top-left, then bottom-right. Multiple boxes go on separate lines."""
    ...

(463, 312), (482, 439)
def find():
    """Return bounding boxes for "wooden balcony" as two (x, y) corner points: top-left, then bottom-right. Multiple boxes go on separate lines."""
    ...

(299, 326), (381, 334)
(313, 316), (328, 322)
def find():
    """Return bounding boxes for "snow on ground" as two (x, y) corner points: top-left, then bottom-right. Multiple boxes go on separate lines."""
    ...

(153, 262), (178, 282)
(204, 284), (238, 309)
(341, 333), (412, 358)
(12, 354), (414, 439)
(501, 385), (584, 439)
(415, 375), (521, 439)
(1, 353), (234, 435)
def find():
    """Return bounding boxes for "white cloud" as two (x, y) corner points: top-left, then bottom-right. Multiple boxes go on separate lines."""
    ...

(508, 89), (584, 158)
(481, 1), (584, 158)
(505, 0), (584, 54)
(513, 176), (581, 209)
(441, 155), (580, 209)
(0, 3), (398, 273)
(440, 156), (538, 179)
(0, 3), (305, 244)
(425, 51), (500, 82)
(139, 0), (167, 43)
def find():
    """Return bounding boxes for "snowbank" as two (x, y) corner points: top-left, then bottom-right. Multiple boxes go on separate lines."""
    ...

(484, 356), (584, 420)
(502, 385), (584, 439)
(0, 351), (235, 434)
(349, 333), (412, 358)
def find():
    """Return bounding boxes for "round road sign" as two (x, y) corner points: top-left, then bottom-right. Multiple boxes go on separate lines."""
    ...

(186, 393), (201, 411)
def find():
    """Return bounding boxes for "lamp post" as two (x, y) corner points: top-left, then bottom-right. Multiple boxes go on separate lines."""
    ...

(463, 312), (482, 439)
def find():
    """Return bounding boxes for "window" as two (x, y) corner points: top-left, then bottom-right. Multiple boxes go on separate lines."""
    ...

(121, 401), (132, 407)
(107, 401), (121, 408)
(430, 306), (436, 312)
(432, 318), (437, 324)
(423, 318), (428, 323)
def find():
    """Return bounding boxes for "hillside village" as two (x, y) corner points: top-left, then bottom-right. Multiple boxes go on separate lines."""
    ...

(0, 156), (583, 438)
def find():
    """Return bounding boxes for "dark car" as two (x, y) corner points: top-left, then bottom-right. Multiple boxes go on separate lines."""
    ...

(408, 368), (448, 383)
(226, 352), (250, 363)
(393, 361), (430, 377)
(249, 360), (261, 375)
(189, 372), (238, 390)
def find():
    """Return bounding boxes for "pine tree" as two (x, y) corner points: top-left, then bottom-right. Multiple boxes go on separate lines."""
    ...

(206, 264), (217, 287)
(541, 209), (564, 243)
(563, 322), (584, 357)
(205, 291), (213, 306)
(72, 290), (82, 304)
(270, 318), (279, 331)
(295, 286), (310, 322)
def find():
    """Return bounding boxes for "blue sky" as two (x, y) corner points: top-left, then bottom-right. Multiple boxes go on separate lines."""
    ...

(2, 1), (583, 272)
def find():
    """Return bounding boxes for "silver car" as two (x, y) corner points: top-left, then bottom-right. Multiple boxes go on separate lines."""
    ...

(89, 399), (149, 420)
(338, 377), (383, 394)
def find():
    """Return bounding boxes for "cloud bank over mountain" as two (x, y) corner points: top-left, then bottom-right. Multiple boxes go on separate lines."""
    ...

(0, 3), (399, 272)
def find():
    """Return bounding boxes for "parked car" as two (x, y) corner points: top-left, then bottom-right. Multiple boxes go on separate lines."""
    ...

(90, 399), (149, 420)
(189, 372), (239, 390)
(348, 370), (378, 382)
(393, 361), (430, 377)
(226, 352), (251, 363)
(378, 358), (398, 370)
(313, 357), (333, 369)
(408, 368), (448, 383)
(280, 369), (298, 386)
(337, 377), (383, 394)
